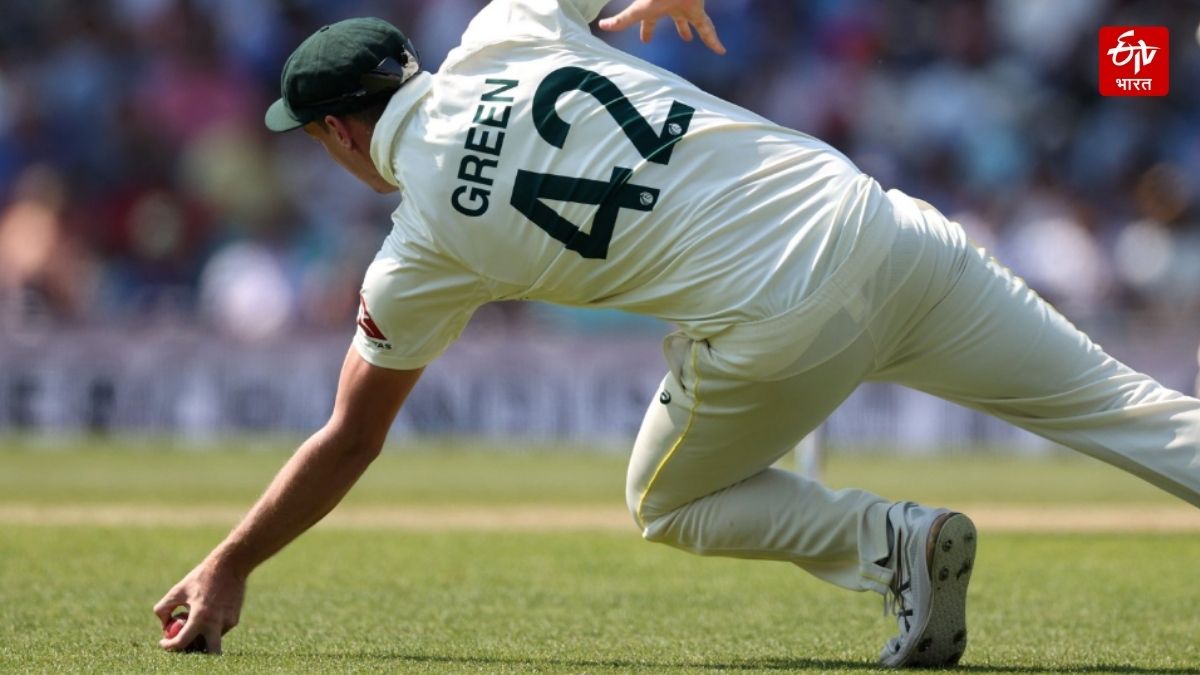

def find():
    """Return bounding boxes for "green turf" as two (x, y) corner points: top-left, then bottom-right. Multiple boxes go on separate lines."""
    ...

(2, 527), (1199, 673)
(0, 437), (631, 506)
(0, 437), (1183, 507)
(2, 441), (1199, 673)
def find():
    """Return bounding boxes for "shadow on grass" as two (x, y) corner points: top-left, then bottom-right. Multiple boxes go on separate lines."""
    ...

(292, 651), (1200, 673)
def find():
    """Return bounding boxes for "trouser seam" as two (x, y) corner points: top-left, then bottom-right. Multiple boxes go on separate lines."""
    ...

(635, 341), (703, 529)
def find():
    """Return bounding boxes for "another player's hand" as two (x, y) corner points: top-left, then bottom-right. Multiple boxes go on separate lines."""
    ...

(153, 558), (247, 655)
(598, 0), (726, 55)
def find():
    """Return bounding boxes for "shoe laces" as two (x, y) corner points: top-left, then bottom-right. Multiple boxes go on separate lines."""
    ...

(882, 526), (915, 633)
(883, 580), (914, 630)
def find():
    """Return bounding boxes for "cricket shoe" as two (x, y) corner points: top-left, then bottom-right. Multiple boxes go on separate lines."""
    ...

(878, 502), (976, 668)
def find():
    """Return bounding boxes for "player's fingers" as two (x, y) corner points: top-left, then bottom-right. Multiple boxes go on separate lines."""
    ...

(597, 2), (653, 33)
(205, 629), (223, 656)
(690, 12), (726, 54)
(159, 613), (204, 652)
(673, 17), (693, 42)
(152, 594), (185, 626)
(640, 17), (658, 43)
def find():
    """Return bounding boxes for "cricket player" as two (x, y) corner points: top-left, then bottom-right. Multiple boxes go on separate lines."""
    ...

(154, 0), (1200, 667)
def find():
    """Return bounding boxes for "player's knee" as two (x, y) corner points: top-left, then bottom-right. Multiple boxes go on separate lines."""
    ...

(625, 481), (666, 534)
(631, 496), (724, 558)
(624, 491), (642, 529)
(640, 510), (675, 544)
(630, 490), (683, 544)
(625, 460), (656, 526)
(627, 464), (703, 536)
(639, 507), (713, 557)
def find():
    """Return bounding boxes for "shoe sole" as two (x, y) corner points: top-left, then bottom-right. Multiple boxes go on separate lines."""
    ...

(906, 512), (977, 668)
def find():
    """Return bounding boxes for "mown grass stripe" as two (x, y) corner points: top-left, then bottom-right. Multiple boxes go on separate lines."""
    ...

(3, 502), (1198, 532)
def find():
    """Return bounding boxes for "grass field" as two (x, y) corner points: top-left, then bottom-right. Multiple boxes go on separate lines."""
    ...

(3, 439), (1200, 673)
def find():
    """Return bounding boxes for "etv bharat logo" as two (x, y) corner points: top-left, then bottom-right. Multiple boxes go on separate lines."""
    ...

(1109, 29), (1160, 74)
(1099, 26), (1169, 97)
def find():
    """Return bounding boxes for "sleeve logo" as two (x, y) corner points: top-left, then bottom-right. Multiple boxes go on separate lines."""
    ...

(1099, 26), (1169, 97)
(357, 293), (392, 349)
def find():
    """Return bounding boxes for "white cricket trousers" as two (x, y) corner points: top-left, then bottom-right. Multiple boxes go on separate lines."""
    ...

(626, 189), (1200, 594)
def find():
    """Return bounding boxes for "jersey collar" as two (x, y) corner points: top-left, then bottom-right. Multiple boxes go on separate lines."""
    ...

(370, 71), (433, 188)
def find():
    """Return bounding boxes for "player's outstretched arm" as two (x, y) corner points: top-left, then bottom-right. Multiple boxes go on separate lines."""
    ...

(598, 0), (726, 55)
(153, 346), (422, 654)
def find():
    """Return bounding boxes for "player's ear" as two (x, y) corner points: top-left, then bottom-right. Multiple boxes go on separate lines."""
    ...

(323, 115), (355, 150)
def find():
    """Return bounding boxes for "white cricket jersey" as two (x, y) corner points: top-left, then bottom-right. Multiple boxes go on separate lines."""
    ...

(354, 0), (893, 370)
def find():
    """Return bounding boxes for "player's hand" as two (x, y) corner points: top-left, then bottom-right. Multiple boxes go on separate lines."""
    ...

(598, 0), (726, 55)
(153, 558), (247, 655)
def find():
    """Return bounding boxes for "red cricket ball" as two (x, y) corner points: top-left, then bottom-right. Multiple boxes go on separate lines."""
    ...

(163, 612), (208, 653)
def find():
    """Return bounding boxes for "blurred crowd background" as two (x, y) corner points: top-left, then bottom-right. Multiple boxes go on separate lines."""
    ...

(0, 0), (1197, 342)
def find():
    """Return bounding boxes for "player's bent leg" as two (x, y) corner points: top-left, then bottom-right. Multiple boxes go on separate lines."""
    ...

(638, 468), (896, 593)
(872, 200), (1200, 507)
(628, 351), (978, 667)
(625, 332), (898, 593)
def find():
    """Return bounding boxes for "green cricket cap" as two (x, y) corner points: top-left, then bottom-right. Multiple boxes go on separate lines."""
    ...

(265, 17), (420, 132)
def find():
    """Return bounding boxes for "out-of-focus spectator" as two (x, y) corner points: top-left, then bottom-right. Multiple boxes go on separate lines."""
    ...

(1114, 163), (1200, 317)
(198, 241), (293, 343)
(1002, 180), (1112, 318)
(0, 165), (98, 317)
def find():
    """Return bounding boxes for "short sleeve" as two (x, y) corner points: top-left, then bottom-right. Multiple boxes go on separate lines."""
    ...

(458, 0), (609, 47)
(557, 0), (611, 25)
(353, 230), (489, 371)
